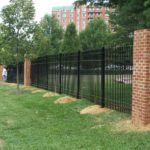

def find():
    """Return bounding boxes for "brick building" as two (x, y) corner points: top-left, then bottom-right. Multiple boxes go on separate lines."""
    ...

(52, 5), (110, 32)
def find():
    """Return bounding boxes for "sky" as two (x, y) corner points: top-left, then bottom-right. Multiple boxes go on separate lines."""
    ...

(0, 0), (75, 22)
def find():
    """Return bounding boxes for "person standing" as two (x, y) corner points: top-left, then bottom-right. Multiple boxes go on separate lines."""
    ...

(2, 66), (7, 81)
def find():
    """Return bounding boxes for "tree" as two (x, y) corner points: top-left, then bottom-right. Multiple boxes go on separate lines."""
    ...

(144, 0), (150, 27)
(74, 0), (114, 7)
(61, 23), (81, 53)
(32, 15), (63, 57)
(32, 22), (52, 57)
(50, 15), (64, 53)
(79, 17), (111, 50)
(75, 0), (150, 44)
(109, 0), (150, 44)
(0, 0), (35, 90)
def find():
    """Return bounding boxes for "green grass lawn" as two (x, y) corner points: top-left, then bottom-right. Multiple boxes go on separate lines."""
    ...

(0, 83), (150, 150)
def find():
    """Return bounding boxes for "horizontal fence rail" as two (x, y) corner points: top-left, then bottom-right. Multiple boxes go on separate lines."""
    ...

(31, 46), (133, 113)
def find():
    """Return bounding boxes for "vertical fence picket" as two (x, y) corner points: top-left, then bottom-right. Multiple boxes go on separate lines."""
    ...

(37, 61), (39, 88)
(77, 51), (80, 99)
(46, 56), (49, 90)
(59, 53), (62, 94)
(101, 47), (105, 107)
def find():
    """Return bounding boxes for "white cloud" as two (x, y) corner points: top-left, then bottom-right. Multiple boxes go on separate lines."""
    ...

(0, 0), (75, 22)
(34, 0), (75, 21)
(0, 0), (9, 10)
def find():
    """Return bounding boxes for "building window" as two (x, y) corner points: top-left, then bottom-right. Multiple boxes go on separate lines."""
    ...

(62, 13), (66, 18)
(82, 12), (86, 17)
(89, 12), (94, 17)
(83, 7), (86, 12)
(70, 13), (74, 17)
(70, 18), (74, 22)
(89, 7), (94, 12)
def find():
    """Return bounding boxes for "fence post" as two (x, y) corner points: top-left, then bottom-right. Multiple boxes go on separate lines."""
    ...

(77, 51), (81, 99)
(132, 29), (150, 126)
(101, 47), (105, 107)
(59, 53), (62, 94)
(24, 57), (31, 86)
(0, 65), (3, 81)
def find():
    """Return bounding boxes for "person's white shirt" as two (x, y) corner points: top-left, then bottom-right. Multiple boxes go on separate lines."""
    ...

(2, 68), (7, 76)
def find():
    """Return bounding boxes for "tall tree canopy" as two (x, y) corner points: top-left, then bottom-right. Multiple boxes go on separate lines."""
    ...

(110, 0), (150, 44)
(0, 0), (35, 89)
(75, 0), (150, 44)
(32, 15), (64, 56)
(61, 23), (81, 53)
(0, 0), (35, 62)
(79, 17), (111, 50)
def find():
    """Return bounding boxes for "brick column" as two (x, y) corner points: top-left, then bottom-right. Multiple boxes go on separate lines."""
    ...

(24, 57), (31, 86)
(0, 65), (3, 81)
(132, 29), (150, 126)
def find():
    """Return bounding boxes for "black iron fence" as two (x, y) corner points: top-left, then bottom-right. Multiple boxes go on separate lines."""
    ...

(31, 46), (133, 113)
(7, 63), (24, 84)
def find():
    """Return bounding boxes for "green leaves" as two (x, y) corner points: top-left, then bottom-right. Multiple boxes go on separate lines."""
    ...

(79, 18), (111, 50)
(32, 15), (64, 57)
(109, 0), (150, 44)
(144, 0), (150, 26)
(61, 23), (81, 53)
(75, 0), (150, 45)
(0, 0), (35, 64)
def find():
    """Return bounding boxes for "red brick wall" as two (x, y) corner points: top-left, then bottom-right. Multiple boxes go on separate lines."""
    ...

(132, 29), (150, 126)
(24, 58), (31, 86)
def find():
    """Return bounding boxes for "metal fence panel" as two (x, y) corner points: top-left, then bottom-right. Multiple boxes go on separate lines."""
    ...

(31, 57), (48, 89)
(30, 46), (133, 113)
(47, 55), (60, 93)
(105, 46), (133, 113)
(80, 49), (103, 104)
(61, 52), (78, 97)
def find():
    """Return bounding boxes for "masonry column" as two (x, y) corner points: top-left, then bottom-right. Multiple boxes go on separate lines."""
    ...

(0, 65), (3, 81)
(132, 29), (150, 126)
(24, 57), (31, 86)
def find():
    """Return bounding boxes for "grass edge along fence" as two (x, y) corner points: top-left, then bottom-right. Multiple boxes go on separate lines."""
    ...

(31, 46), (133, 113)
